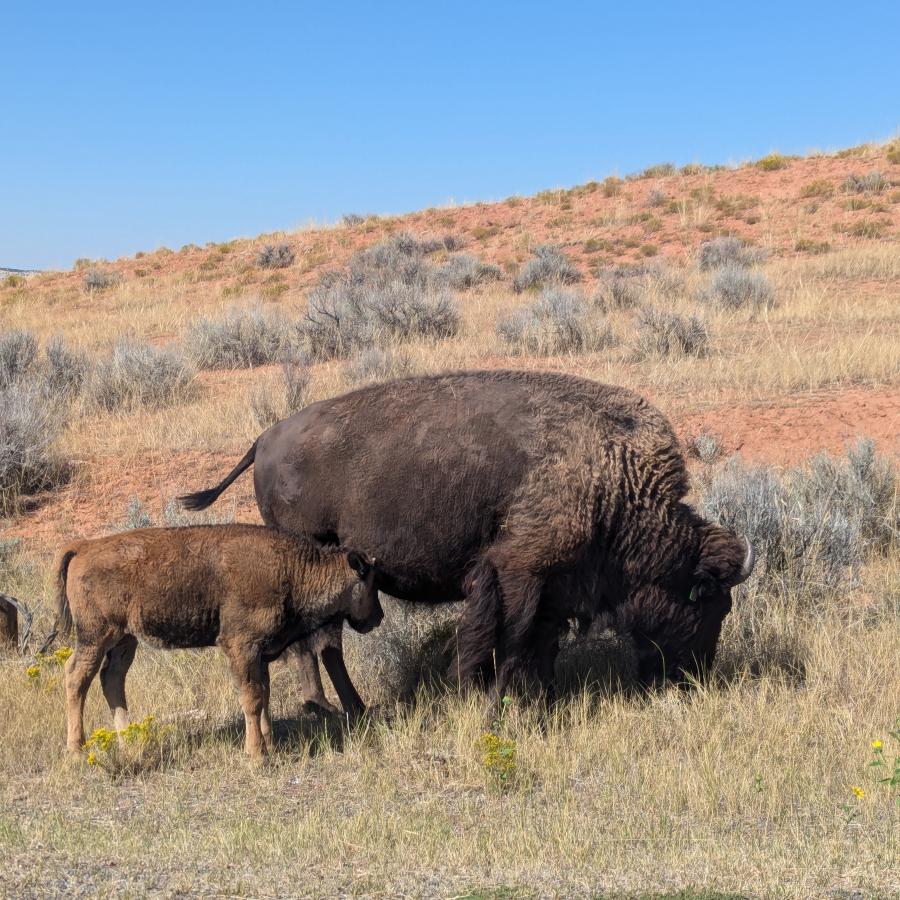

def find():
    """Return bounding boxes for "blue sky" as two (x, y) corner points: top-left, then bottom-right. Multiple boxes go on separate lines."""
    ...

(2, 1), (898, 270)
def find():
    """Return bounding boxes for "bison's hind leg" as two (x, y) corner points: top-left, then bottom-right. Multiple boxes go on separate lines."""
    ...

(455, 552), (546, 708)
(99, 635), (139, 731)
(452, 556), (503, 689)
(65, 636), (119, 753)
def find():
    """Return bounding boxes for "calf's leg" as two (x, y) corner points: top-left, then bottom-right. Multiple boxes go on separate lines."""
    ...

(64, 642), (110, 752)
(260, 663), (272, 743)
(221, 642), (268, 758)
(99, 635), (139, 730)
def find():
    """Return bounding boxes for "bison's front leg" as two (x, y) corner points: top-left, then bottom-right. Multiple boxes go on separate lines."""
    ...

(320, 644), (366, 722)
(287, 644), (340, 715)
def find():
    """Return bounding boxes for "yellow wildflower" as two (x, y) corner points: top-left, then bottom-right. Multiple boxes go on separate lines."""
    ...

(53, 646), (73, 665)
(87, 752), (97, 766)
(851, 785), (865, 799)
(872, 740), (883, 751)
(25, 665), (40, 680)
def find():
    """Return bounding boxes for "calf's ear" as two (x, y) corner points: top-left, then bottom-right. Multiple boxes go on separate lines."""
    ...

(346, 551), (374, 580)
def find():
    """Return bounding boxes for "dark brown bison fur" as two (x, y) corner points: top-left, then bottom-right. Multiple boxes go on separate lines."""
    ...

(56, 524), (381, 757)
(180, 370), (754, 702)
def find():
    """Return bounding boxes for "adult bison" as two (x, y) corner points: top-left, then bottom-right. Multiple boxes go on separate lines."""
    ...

(180, 370), (754, 703)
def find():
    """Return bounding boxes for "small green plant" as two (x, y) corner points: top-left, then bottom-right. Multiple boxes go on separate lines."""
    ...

(641, 162), (675, 178)
(84, 714), (172, 776)
(794, 238), (831, 254)
(840, 785), (865, 824)
(601, 176), (622, 198)
(868, 722), (900, 802)
(849, 220), (886, 239)
(471, 225), (501, 241)
(477, 696), (517, 789)
(800, 179), (834, 199)
(755, 153), (792, 171)
(582, 238), (608, 254)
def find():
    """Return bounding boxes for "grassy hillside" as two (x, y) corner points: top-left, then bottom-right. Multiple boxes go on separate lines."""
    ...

(1, 141), (899, 897)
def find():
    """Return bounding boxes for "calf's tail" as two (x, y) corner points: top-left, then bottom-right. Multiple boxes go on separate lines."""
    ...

(56, 547), (78, 638)
(178, 441), (257, 511)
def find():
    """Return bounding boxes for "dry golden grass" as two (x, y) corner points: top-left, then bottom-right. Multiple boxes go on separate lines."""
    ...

(1, 558), (898, 897)
(2, 146), (899, 897)
(24, 242), (895, 466)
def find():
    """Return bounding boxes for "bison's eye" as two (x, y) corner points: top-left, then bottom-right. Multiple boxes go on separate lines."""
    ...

(688, 585), (700, 603)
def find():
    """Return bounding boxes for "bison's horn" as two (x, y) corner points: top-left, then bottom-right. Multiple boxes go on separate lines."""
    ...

(734, 537), (756, 584)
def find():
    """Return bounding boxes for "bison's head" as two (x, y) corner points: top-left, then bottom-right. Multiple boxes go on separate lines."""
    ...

(620, 525), (755, 687)
(345, 551), (384, 634)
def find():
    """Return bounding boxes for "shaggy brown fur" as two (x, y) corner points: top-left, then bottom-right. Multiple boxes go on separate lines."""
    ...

(56, 525), (380, 757)
(180, 370), (754, 703)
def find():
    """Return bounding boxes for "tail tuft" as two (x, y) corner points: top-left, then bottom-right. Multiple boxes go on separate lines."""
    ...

(56, 549), (77, 638)
(177, 487), (222, 512)
(178, 441), (258, 512)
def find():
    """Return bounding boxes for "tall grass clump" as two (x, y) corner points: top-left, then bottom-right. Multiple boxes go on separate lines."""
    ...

(121, 495), (234, 530)
(700, 439), (897, 601)
(249, 359), (311, 429)
(842, 171), (889, 195)
(43, 337), (90, 399)
(185, 306), (295, 368)
(592, 266), (656, 311)
(0, 330), (39, 388)
(82, 268), (119, 292)
(302, 235), (459, 360)
(256, 243), (295, 269)
(437, 253), (502, 289)
(512, 245), (581, 293)
(343, 596), (457, 704)
(496, 287), (614, 355)
(0, 385), (68, 514)
(90, 341), (196, 411)
(698, 237), (766, 271)
(345, 347), (414, 386)
(702, 262), (775, 310)
(634, 307), (709, 357)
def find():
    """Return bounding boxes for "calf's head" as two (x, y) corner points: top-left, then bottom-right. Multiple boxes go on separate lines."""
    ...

(345, 551), (384, 634)
(625, 525), (756, 687)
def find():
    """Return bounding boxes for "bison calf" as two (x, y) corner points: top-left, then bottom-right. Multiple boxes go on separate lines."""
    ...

(56, 525), (381, 758)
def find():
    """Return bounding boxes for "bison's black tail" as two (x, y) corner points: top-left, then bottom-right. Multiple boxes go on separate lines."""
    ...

(56, 547), (78, 638)
(450, 556), (504, 687)
(178, 441), (257, 511)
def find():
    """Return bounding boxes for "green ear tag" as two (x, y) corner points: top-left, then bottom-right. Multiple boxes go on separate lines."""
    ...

(689, 585), (699, 603)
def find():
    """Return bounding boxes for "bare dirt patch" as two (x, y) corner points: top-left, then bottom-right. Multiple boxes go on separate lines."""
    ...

(676, 386), (900, 464)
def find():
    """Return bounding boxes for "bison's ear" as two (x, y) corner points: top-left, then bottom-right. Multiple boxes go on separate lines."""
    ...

(346, 551), (374, 580)
(694, 528), (756, 592)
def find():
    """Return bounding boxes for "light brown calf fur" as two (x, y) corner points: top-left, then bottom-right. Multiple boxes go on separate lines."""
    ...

(56, 524), (381, 758)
